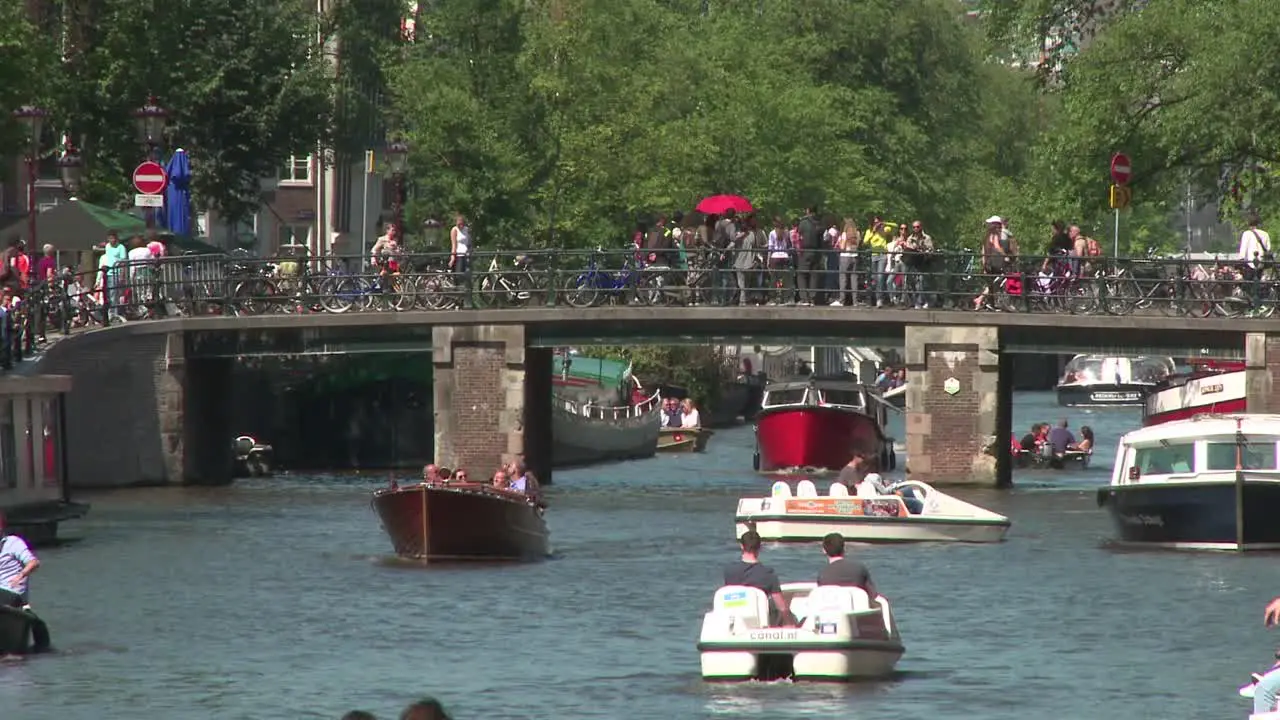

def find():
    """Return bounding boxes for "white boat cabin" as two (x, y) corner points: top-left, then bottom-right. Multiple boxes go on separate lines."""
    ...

(1060, 354), (1174, 387)
(761, 380), (869, 411)
(1111, 414), (1280, 486)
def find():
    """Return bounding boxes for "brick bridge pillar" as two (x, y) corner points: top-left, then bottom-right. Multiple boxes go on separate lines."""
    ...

(433, 325), (551, 481)
(1245, 332), (1280, 413)
(903, 325), (1012, 487)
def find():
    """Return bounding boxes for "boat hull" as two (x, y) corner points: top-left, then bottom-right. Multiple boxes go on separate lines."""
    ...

(3, 500), (90, 547)
(657, 427), (714, 453)
(1143, 370), (1247, 427)
(755, 407), (885, 473)
(1056, 382), (1153, 407)
(736, 515), (1009, 544)
(371, 484), (549, 561)
(551, 403), (661, 468)
(698, 639), (903, 681)
(1097, 479), (1280, 550)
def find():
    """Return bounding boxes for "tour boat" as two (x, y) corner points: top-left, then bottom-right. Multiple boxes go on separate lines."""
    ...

(657, 426), (714, 453)
(1056, 354), (1175, 407)
(753, 376), (895, 474)
(735, 479), (1010, 543)
(1240, 661), (1280, 718)
(371, 481), (549, 561)
(1096, 414), (1280, 551)
(1143, 359), (1246, 426)
(697, 582), (904, 681)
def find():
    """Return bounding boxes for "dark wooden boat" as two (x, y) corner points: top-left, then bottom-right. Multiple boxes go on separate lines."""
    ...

(371, 482), (549, 561)
(0, 590), (50, 655)
(657, 427), (714, 453)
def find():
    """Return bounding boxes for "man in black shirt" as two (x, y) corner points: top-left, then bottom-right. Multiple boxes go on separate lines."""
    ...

(723, 529), (795, 626)
(795, 206), (824, 305)
(816, 533), (877, 597)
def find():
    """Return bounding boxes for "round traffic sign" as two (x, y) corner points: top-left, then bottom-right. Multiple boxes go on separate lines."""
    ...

(133, 161), (168, 195)
(1110, 153), (1132, 185)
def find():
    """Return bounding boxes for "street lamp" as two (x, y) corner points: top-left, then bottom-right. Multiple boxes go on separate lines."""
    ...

(58, 145), (83, 196)
(12, 105), (48, 252)
(385, 139), (409, 241)
(132, 97), (168, 228)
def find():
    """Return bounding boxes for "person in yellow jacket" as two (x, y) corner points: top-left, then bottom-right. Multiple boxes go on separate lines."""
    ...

(862, 216), (897, 307)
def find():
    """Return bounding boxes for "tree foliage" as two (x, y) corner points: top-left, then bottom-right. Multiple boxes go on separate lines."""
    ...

(391, 0), (1042, 251)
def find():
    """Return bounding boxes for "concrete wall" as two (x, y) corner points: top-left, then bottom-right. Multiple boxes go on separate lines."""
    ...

(904, 325), (1011, 487)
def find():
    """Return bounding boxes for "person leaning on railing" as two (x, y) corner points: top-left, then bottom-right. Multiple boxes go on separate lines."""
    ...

(973, 216), (1017, 310)
(766, 216), (793, 304)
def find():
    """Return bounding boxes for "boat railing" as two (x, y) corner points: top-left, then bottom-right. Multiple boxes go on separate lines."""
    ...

(555, 389), (662, 420)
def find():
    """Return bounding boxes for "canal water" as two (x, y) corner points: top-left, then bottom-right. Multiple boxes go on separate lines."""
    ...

(5, 392), (1274, 720)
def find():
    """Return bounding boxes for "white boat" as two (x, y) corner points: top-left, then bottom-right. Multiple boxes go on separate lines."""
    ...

(1096, 414), (1280, 551)
(697, 582), (903, 681)
(882, 382), (906, 410)
(1239, 665), (1280, 719)
(1056, 354), (1175, 407)
(735, 479), (1010, 544)
(1143, 359), (1246, 426)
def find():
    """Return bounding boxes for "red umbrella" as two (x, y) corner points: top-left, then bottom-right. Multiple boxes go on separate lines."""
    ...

(695, 194), (754, 215)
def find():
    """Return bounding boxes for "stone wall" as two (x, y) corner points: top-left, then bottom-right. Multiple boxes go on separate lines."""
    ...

(1245, 332), (1280, 414)
(903, 325), (1010, 487)
(432, 325), (528, 476)
(34, 327), (231, 488)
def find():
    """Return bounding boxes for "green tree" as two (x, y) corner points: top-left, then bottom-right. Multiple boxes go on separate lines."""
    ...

(56, 0), (332, 232)
(0, 0), (60, 160)
(594, 344), (727, 412)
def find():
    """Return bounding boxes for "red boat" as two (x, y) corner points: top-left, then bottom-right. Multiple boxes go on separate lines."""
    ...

(753, 376), (895, 473)
(371, 481), (549, 561)
(1143, 359), (1246, 426)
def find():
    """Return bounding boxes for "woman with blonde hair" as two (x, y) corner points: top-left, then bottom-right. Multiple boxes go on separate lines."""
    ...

(832, 218), (860, 306)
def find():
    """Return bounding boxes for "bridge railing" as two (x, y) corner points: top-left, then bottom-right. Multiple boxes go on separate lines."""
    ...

(11, 248), (1278, 348)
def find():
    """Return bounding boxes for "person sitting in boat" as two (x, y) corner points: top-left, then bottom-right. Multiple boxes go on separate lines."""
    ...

(1047, 419), (1075, 457)
(663, 398), (682, 428)
(837, 453), (869, 491)
(1019, 424), (1043, 453)
(491, 469), (509, 489)
(421, 464), (441, 485)
(1069, 425), (1094, 453)
(724, 530), (795, 627)
(855, 472), (891, 498)
(451, 469), (470, 483)
(505, 459), (545, 506)
(0, 513), (39, 608)
(680, 399), (701, 429)
(816, 533), (878, 597)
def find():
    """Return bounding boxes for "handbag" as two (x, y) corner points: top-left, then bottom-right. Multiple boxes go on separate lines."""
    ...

(1253, 229), (1274, 264)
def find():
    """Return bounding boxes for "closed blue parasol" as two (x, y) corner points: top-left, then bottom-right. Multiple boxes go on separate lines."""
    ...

(161, 148), (191, 237)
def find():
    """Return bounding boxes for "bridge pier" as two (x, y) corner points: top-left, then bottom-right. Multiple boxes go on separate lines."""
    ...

(1245, 332), (1280, 413)
(904, 325), (1011, 487)
(432, 324), (552, 482)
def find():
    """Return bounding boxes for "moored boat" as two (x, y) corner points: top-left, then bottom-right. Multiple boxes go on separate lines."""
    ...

(371, 481), (549, 561)
(232, 435), (275, 478)
(1096, 414), (1280, 551)
(735, 479), (1010, 544)
(1056, 354), (1174, 407)
(753, 376), (895, 474)
(657, 426), (714, 453)
(697, 582), (903, 681)
(551, 351), (663, 467)
(1143, 359), (1246, 427)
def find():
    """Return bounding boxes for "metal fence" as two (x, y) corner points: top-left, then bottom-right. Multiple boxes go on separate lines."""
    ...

(9, 248), (1280, 354)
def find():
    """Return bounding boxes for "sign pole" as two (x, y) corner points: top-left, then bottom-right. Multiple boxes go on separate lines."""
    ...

(1114, 208), (1120, 256)
(361, 149), (374, 270)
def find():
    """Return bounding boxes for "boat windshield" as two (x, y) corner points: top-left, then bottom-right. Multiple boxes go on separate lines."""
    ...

(1062, 355), (1174, 385)
(818, 388), (864, 408)
(1132, 442), (1195, 475)
(763, 388), (807, 407)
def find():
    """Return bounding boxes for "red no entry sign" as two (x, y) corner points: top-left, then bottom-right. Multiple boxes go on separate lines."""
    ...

(1110, 153), (1132, 185)
(133, 161), (168, 195)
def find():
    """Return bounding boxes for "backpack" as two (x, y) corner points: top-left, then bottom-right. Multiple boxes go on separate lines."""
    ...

(1084, 237), (1101, 257)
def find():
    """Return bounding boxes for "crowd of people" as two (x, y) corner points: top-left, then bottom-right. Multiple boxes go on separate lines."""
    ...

(1013, 419), (1095, 458)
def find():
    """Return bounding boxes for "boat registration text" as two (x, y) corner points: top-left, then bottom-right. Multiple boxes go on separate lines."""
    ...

(1090, 391), (1141, 401)
(749, 630), (799, 641)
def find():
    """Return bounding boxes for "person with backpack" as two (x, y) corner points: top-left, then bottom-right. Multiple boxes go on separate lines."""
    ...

(795, 206), (825, 305)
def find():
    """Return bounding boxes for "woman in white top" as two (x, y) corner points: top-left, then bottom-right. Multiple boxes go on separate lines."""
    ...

(680, 398), (701, 429)
(449, 213), (471, 273)
(832, 218), (860, 306)
(125, 236), (156, 309)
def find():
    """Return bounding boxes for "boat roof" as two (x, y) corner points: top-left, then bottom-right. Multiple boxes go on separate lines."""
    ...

(1120, 414), (1280, 445)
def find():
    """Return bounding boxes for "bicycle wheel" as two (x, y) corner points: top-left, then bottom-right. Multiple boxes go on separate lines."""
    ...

(418, 271), (458, 310)
(473, 273), (504, 308)
(317, 276), (356, 313)
(1101, 277), (1138, 315)
(563, 275), (601, 308)
(388, 274), (418, 311)
(1064, 282), (1098, 314)
(232, 278), (274, 316)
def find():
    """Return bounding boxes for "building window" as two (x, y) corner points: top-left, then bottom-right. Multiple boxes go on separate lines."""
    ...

(278, 155), (312, 185)
(278, 223), (311, 248)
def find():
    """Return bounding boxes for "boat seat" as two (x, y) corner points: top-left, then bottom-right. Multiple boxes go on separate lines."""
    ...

(796, 480), (818, 498)
(712, 585), (771, 629)
(770, 481), (792, 498)
(807, 585), (873, 613)
(828, 482), (849, 497)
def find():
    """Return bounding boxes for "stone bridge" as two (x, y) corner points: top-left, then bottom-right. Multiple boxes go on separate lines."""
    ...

(27, 306), (1280, 489)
